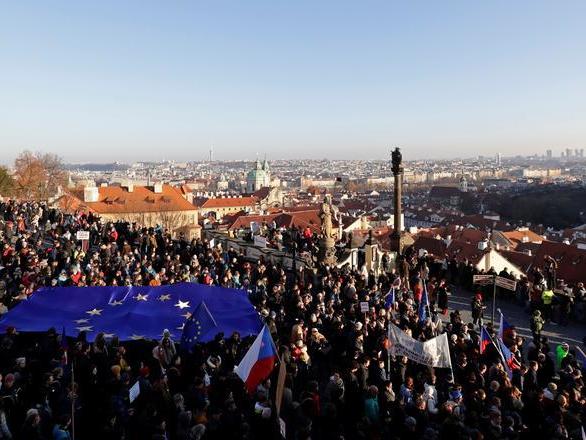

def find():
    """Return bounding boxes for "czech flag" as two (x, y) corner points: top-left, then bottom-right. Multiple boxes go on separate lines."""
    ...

(497, 338), (521, 378)
(498, 310), (515, 341)
(480, 326), (492, 354)
(235, 325), (278, 393)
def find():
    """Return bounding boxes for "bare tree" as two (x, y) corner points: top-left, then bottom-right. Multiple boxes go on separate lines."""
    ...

(13, 151), (67, 200)
(0, 166), (15, 196)
(158, 210), (185, 233)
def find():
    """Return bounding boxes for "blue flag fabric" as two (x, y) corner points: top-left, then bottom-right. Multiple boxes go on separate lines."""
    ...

(418, 282), (429, 323)
(181, 301), (218, 351)
(0, 283), (262, 342)
(384, 288), (395, 309)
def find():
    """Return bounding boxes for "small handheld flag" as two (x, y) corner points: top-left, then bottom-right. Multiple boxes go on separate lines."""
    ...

(480, 326), (493, 354)
(497, 309), (514, 341)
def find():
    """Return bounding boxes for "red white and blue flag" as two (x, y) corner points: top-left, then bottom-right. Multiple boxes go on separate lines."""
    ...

(235, 325), (278, 393)
(480, 326), (492, 354)
(497, 338), (521, 378)
(498, 310), (515, 341)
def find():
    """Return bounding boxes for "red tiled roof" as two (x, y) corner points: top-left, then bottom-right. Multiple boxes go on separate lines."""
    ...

(227, 210), (322, 233)
(501, 229), (543, 247)
(69, 185), (196, 214)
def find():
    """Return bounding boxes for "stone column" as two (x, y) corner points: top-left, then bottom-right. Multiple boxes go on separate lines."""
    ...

(390, 147), (405, 254)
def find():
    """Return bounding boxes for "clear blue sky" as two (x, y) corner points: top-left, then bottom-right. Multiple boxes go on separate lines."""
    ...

(1, 1), (585, 163)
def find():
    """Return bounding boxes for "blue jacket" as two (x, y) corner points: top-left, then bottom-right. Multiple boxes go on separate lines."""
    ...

(52, 425), (71, 440)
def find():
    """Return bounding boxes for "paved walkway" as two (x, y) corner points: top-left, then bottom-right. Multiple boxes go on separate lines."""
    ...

(446, 287), (586, 347)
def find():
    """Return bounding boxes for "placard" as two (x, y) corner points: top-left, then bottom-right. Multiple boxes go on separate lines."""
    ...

(76, 230), (90, 241)
(473, 274), (494, 285)
(129, 380), (140, 404)
(495, 276), (517, 291)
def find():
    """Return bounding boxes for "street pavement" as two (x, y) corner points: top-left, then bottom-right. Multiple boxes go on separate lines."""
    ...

(445, 287), (586, 348)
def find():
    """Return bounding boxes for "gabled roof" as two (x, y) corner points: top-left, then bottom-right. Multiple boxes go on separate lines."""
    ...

(227, 210), (322, 233)
(499, 250), (534, 273)
(500, 229), (543, 247)
(68, 185), (196, 214)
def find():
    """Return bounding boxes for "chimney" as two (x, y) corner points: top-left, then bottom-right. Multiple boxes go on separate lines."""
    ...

(83, 186), (99, 203)
(154, 183), (163, 193)
(127, 183), (134, 193)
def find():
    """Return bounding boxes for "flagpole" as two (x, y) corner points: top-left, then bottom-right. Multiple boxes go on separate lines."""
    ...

(485, 327), (506, 369)
(71, 356), (75, 440)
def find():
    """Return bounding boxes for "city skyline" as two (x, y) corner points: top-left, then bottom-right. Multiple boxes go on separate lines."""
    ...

(1, 1), (586, 164)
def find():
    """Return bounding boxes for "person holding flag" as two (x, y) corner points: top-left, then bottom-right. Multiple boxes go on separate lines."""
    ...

(498, 309), (516, 344)
(384, 287), (395, 310)
(479, 326), (493, 355)
(418, 280), (430, 325)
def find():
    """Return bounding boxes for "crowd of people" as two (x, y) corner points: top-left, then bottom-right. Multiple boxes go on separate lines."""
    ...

(0, 199), (585, 439)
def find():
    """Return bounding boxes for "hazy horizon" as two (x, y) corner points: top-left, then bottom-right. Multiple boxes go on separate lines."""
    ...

(2, 1), (585, 164)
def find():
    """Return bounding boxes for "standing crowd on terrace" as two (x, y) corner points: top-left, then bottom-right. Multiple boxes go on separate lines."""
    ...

(0, 199), (585, 439)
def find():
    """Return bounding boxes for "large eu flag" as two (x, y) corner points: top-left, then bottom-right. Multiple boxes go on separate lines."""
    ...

(0, 283), (262, 342)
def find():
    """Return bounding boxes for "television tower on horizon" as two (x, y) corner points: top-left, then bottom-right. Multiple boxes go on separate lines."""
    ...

(209, 145), (214, 162)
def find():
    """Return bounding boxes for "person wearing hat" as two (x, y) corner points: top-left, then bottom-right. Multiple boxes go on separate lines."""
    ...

(471, 293), (485, 329)
(530, 309), (544, 343)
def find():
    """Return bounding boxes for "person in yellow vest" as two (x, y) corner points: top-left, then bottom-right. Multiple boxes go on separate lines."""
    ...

(542, 287), (555, 323)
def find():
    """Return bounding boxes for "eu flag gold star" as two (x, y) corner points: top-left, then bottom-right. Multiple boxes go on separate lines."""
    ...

(174, 300), (190, 310)
(86, 308), (103, 316)
(134, 293), (149, 301)
(76, 326), (93, 332)
(158, 294), (171, 301)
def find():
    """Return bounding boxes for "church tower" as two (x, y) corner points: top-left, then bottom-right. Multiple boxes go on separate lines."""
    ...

(459, 173), (468, 192)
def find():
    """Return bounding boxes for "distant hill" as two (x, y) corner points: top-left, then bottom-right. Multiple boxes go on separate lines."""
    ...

(64, 163), (130, 172)
(487, 185), (586, 229)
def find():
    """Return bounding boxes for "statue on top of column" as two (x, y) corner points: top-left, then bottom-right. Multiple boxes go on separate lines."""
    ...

(391, 147), (403, 175)
(320, 195), (334, 239)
